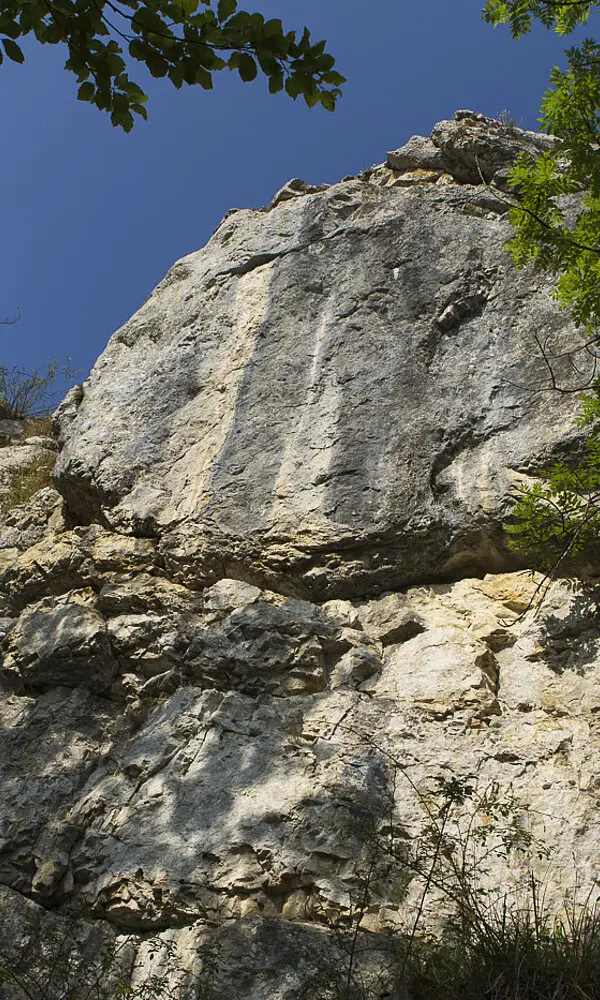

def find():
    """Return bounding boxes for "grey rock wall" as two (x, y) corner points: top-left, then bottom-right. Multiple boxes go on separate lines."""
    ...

(1, 113), (599, 1000)
(53, 112), (591, 600)
(1, 500), (600, 995)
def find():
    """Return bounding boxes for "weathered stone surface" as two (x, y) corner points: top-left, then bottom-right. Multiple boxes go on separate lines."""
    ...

(372, 624), (499, 718)
(0, 886), (406, 1000)
(0, 525), (158, 610)
(0, 419), (26, 443)
(0, 441), (54, 500)
(203, 577), (262, 611)
(387, 110), (556, 185)
(3, 114), (600, 1000)
(267, 176), (329, 210)
(387, 133), (445, 172)
(0, 486), (64, 554)
(5, 591), (118, 693)
(431, 109), (555, 183)
(1, 563), (599, 927)
(53, 112), (590, 600)
(0, 688), (116, 895)
(0, 514), (599, 992)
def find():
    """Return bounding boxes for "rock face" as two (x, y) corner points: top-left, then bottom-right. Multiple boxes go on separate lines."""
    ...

(54, 111), (588, 600)
(1, 113), (600, 1000)
(0, 420), (56, 516)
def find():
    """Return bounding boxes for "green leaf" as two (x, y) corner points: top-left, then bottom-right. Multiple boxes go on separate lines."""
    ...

(0, 17), (21, 39)
(303, 90), (320, 108)
(322, 70), (345, 86)
(111, 108), (134, 131)
(195, 65), (213, 88)
(168, 63), (184, 87)
(112, 90), (129, 112)
(263, 18), (283, 38)
(217, 0), (236, 22)
(128, 38), (146, 61)
(320, 90), (336, 112)
(194, 42), (219, 68)
(255, 47), (278, 76)
(190, 11), (208, 27)
(175, 0), (198, 14)
(222, 11), (250, 30)
(316, 53), (335, 71)
(181, 58), (196, 83)
(285, 75), (301, 99)
(77, 81), (95, 101)
(237, 53), (256, 81)
(132, 7), (170, 36)
(123, 80), (148, 102)
(268, 71), (283, 94)
(0, 0), (343, 127)
(145, 49), (169, 77)
(2, 38), (24, 63)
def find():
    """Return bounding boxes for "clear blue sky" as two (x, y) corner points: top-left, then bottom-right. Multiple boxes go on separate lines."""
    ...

(0, 1), (592, 387)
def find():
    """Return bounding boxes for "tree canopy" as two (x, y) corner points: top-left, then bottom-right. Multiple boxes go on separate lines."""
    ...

(483, 1), (600, 576)
(0, 0), (344, 129)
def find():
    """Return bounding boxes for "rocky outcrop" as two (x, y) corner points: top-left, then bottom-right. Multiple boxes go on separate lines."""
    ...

(1, 492), (600, 994)
(1, 113), (599, 999)
(53, 112), (590, 600)
(0, 420), (56, 520)
(386, 109), (556, 185)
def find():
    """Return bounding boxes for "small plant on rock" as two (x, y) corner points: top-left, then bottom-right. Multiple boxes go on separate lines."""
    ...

(309, 733), (600, 1000)
(0, 359), (78, 420)
(0, 450), (56, 518)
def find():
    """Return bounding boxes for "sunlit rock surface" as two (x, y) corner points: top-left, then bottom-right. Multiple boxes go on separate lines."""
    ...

(54, 112), (588, 599)
(1, 114), (599, 1000)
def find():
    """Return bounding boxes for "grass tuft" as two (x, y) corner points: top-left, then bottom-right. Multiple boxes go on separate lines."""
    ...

(0, 451), (56, 518)
(400, 891), (600, 1000)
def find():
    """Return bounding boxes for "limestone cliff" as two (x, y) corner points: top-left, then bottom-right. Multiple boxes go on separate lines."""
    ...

(53, 113), (585, 597)
(1, 112), (599, 1000)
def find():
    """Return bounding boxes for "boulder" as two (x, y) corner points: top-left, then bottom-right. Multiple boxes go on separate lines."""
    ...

(6, 593), (118, 693)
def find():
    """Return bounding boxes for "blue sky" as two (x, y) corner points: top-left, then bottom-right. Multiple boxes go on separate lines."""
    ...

(0, 0), (592, 389)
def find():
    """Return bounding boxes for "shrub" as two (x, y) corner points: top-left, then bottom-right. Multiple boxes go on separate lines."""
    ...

(0, 360), (78, 420)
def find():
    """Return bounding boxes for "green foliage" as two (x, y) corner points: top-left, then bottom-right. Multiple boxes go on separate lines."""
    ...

(394, 769), (600, 1000)
(506, 392), (600, 572)
(0, 0), (344, 129)
(2, 743), (599, 1000)
(0, 915), (219, 1000)
(483, 0), (594, 38)
(482, 0), (600, 576)
(499, 38), (600, 333)
(400, 895), (600, 1000)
